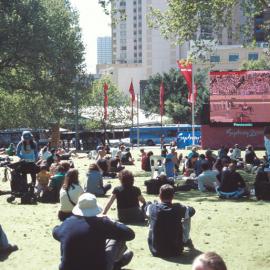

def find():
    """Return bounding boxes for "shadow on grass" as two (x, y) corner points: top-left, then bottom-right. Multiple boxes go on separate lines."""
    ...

(162, 248), (203, 265)
(174, 190), (259, 203)
(0, 249), (18, 262)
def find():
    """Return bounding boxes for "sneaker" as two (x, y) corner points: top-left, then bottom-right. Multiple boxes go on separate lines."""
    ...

(113, 250), (134, 270)
(183, 239), (195, 250)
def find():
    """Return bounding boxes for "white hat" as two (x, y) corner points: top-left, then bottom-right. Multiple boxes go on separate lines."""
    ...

(72, 193), (102, 217)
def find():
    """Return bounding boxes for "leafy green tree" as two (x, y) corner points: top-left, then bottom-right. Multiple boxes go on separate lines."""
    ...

(147, 1), (269, 47)
(240, 56), (270, 70)
(0, 0), (86, 128)
(82, 76), (130, 129)
(142, 68), (209, 124)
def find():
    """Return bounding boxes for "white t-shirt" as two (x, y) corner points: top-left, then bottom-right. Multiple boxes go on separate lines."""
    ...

(59, 184), (83, 212)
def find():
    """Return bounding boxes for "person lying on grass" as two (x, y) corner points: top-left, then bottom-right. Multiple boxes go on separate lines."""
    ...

(145, 184), (196, 258)
(103, 170), (146, 223)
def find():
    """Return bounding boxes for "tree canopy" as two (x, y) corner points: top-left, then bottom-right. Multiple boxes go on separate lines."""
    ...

(141, 68), (209, 124)
(0, 0), (86, 128)
(82, 76), (130, 129)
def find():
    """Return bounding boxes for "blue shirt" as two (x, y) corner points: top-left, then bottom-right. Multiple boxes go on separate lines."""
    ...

(85, 171), (104, 196)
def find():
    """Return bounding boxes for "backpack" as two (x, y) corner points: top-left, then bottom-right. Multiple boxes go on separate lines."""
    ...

(145, 178), (174, 195)
(150, 203), (183, 257)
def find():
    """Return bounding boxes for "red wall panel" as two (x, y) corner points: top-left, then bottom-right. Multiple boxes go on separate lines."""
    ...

(201, 125), (264, 149)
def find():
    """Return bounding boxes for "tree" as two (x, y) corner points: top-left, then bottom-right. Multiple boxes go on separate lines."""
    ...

(240, 56), (270, 70)
(82, 76), (130, 129)
(142, 68), (209, 124)
(0, 0), (86, 128)
(147, 1), (270, 47)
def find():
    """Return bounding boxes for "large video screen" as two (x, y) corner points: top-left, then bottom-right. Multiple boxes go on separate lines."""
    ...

(210, 70), (270, 124)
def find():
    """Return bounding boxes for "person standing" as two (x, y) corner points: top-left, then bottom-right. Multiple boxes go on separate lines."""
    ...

(264, 127), (270, 163)
(16, 131), (39, 185)
(53, 193), (135, 270)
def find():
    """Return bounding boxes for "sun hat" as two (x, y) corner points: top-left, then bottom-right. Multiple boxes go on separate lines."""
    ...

(22, 131), (33, 140)
(72, 193), (102, 217)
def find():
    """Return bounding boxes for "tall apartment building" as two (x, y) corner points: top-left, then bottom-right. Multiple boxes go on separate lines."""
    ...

(97, 37), (112, 65)
(111, 0), (181, 78)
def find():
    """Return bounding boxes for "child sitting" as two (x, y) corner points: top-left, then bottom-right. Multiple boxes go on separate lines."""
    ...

(35, 165), (50, 196)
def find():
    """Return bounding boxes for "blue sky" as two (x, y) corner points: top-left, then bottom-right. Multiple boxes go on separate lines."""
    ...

(70, 0), (111, 73)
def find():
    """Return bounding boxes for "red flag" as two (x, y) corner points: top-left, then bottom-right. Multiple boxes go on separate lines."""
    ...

(103, 83), (108, 120)
(177, 61), (195, 104)
(160, 81), (165, 116)
(129, 81), (135, 103)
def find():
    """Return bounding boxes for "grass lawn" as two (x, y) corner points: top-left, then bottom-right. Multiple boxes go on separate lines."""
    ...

(0, 149), (270, 270)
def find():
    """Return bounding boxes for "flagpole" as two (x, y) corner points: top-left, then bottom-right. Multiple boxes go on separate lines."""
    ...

(137, 93), (140, 148)
(131, 99), (134, 149)
(191, 64), (195, 146)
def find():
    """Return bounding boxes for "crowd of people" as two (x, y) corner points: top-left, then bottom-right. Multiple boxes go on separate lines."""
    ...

(210, 72), (270, 96)
(2, 127), (270, 269)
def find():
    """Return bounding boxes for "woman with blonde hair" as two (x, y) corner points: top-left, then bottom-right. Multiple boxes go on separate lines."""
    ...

(58, 169), (83, 221)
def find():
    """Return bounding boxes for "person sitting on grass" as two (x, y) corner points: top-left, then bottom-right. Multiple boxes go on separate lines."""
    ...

(109, 155), (125, 172)
(49, 153), (61, 176)
(245, 145), (260, 166)
(230, 144), (241, 161)
(103, 170), (146, 223)
(58, 169), (84, 221)
(85, 163), (112, 196)
(0, 225), (18, 256)
(184, 152), (199, 176)
(0, 143), (15, 156)
(53, 193), (135, 270)
(96, 145), (107, 160)
(141, 151), (153, 172)
(196, 161), (219, 192)
(35, 164), (51, 197)
(205, 149), (216, 168)
(146, 184), (196, 258)
(254, 166), (270, 201)
(120, 148), (134, 165)
(97, 158), (117, 178)
(192, 252), (227, 270)
(216, 163), (249, 199)
(194, 154), (206, 177)
(43, 162), (70, 203)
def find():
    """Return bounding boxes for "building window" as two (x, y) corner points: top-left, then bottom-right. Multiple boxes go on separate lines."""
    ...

(229, 54), (239, 62)
(210, 55), (220, 63)
(248, 53), (259, 61)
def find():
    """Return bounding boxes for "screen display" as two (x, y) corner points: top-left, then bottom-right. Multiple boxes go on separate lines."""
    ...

(210, 70), (270, 124)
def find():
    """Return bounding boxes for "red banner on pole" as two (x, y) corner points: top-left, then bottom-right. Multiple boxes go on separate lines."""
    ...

(160, 81), (165, 116)
(103, 82), (108, 120)
(177, 61), (197, 104)
(129, 81), (135, 103)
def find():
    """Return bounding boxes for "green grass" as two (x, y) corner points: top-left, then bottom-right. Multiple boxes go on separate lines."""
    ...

(0, 149), (270, 270)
